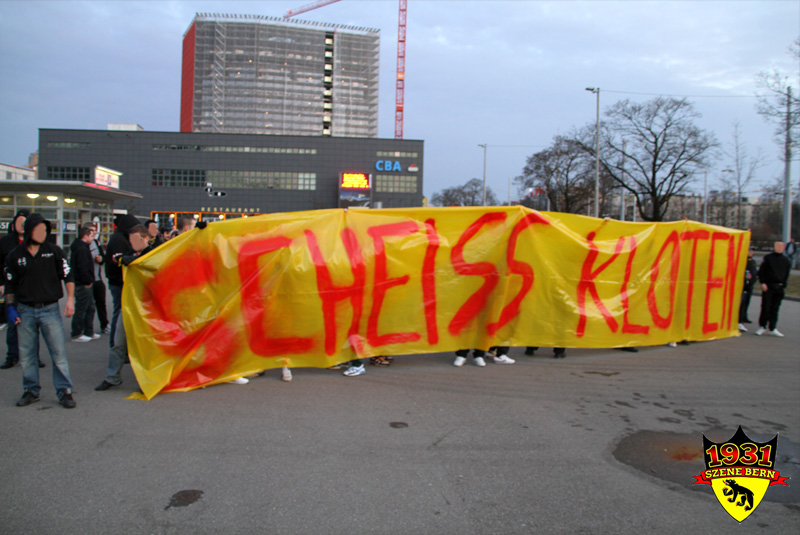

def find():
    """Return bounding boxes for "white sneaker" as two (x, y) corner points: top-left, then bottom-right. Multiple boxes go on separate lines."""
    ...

(493, 355), (515, 364)
(473, 357), (486, 367)
(281, 367), (292, 382)
(0, 323), (7, 330)
(343, 364), (365, 377)
(738, 323), (747, 332)
(72, 335), (92, 342)
(668, 341), (677, 347)
(754, 327), (766, 336)
(453, 356), (467, 367)
(90, 334), (101, 340)
(228, 377), (249, 385)
(768, 329), (784, 337)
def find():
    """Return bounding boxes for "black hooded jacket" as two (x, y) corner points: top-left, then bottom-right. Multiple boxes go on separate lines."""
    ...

(4, 213), (74, 305)
(105, 214), (140, 287)
(0, 209), (30, 278)
(70, 237), (95, 286)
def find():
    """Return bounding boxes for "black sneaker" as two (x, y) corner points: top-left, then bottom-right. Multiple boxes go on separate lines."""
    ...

(94, 380), (120, 391)
(1, 359), (18, 370)
(59, 393), (76, 409)
(16, 391), (40, 407)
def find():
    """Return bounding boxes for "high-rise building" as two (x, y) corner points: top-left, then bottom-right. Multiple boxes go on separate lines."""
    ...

(181, 13), (380, 138)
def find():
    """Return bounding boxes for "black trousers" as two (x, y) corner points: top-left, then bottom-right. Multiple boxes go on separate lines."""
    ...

(758, 286), (785, 331)
(92, 279), (109, 330)
(739, 285), (753, 322)
(455, 349), (486, 357)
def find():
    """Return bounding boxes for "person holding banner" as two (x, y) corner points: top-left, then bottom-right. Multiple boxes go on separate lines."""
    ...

(755, 241), (791, 337)
(525, 346), (566, 359)
(738, 246), (757, 331)
(487, 347), (516, 364)
(105, 214), (141, 347)
(343, 359), (366, 377)
(95, 225), (151, 392)
(453, 349), (487, 367)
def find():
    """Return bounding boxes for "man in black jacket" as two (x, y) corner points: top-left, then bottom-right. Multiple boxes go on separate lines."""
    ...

(755, 241), (792, 337)
(69, 226), (97, 342)
(105, 214), (139, 347)
(4, 213), (76, 408)
(0, 209), (41, 370)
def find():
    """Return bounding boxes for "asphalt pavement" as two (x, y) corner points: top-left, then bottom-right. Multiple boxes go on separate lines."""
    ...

(1, 296), (798, 534)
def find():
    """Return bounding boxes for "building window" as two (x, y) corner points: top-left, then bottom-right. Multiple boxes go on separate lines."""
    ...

(153, 169), (316, 191)
(46, 142), (91, 149)
(152, 169), (207, 188)
(152, 144), (317, 154)
(46, 167), (91, 181)
(375, 174), (418, 193)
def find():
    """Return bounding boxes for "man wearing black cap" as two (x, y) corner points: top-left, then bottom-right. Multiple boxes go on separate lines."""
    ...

(105, 214), (139, 347)
(0, 209), (42, 370)
(4, 213), (77, 408)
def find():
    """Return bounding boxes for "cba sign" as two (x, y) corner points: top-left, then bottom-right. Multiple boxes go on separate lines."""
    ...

(693, 426), (789, 522)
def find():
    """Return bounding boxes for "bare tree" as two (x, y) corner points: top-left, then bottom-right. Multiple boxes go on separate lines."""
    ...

(515, 135), (593, 214)
(430, 178), (499, 207)
(582, 97), (718, 221)
(720, 121), (765, 228)
(755, 37), (800, 150)
(754, 37), (800, 242)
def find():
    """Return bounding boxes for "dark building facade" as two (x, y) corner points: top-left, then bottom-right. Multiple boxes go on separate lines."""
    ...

(38, 129), (423, 225)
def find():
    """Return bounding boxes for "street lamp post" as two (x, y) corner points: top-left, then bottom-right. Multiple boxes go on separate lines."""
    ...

(586, 87), (600, 217)
(478, 144), (487, 206)
(703, 169), (708, 224)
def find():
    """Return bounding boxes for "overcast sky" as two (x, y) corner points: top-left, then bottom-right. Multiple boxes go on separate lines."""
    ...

(1, 0), (798, 203)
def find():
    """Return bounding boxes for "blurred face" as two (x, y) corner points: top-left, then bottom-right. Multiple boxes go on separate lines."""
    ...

(147, 222), (159, 237)
(31, 223), (47, 245)
(14, 216), (25, 234)
(774, 241), (785, 254)
(748, 248), (754, 258)
(130, 232), (149, 253)
(81, 229), (95, 244)
(179, 219), (196, 234)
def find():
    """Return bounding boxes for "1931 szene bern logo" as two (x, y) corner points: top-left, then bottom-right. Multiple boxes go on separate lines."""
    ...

(694, 426), (788, 522)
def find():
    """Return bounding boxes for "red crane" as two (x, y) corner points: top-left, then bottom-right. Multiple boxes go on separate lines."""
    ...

(284, 0), (342, 18)
(285, 0), (407, 139)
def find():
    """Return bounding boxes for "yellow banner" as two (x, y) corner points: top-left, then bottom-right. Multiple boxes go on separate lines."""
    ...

(123, 207), (748, 399)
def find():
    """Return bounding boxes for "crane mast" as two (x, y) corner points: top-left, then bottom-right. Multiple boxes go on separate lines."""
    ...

(394, 0), (406, 139)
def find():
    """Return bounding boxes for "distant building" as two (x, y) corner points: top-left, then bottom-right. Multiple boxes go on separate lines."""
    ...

(181, 13), (380, 138)
(107, 123), (144, 131)
(37, 128), (424, 227)
(0, 162), (36, 181)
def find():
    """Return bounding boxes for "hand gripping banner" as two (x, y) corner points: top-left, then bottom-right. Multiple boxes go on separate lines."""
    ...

(122, 207), (749, 399)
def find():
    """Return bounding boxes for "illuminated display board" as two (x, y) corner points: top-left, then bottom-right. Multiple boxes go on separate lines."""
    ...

(340, 172), (370, 190)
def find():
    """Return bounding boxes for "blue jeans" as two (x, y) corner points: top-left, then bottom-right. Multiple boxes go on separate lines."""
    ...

(6, 313), (40, 363)
(105, 312), (128, 385)
(109, 284), (123, 348)
(17, 303), (73, 398)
